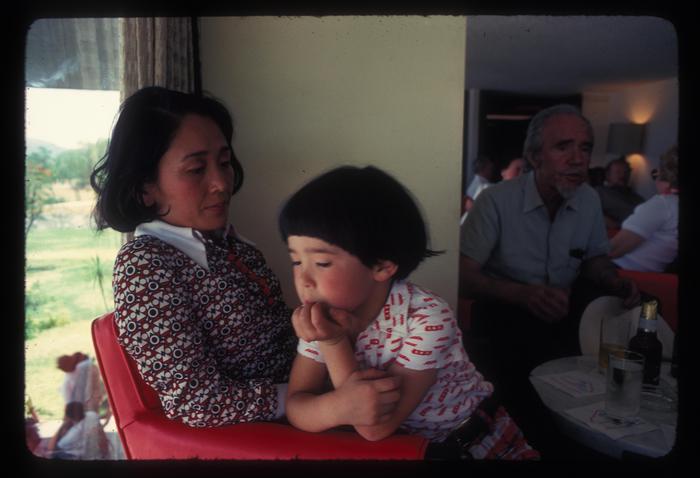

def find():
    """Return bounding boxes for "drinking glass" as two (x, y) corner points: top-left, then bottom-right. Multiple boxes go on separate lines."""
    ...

(605, 349), (644, 418)
(598, 313), (631, 373)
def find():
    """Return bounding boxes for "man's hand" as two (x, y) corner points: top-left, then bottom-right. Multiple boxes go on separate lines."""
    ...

(519, 284), (571, 323)
(291, 302), (352, 345)
(335, 368), (401, 426)
(609, 276), (641, 308)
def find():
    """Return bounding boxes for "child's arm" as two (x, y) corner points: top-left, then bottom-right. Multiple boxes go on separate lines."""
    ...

(321, 338), (438, 441)
(292, 303), (438, 440)
(286, 354), (401, 432)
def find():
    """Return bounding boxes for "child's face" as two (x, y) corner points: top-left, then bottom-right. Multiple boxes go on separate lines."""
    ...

(287, 235), (379, 312)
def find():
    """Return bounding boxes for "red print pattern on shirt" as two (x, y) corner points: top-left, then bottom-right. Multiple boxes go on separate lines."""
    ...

(113, 234), (296, 428)
(297, 281), (494, 442)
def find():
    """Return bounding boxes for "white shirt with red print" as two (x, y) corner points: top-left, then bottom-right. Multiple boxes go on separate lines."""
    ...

(297, 280), (494, 442)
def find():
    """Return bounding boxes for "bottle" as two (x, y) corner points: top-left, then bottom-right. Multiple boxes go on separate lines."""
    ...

(628, 299), (663, 386)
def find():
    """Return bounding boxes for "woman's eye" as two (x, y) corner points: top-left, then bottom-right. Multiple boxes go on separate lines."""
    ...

(291, 261), (301, 267)
(316, 262), (331, 268)
(188, 167), (205, 175)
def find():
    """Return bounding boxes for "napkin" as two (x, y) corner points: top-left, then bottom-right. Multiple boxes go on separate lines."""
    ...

(565, 402), (658, 440)
(535, 370), (606, 398)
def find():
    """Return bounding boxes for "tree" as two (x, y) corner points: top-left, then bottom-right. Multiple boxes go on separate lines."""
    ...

(53, 139), (107, 199)
(25, 147), (56, 236)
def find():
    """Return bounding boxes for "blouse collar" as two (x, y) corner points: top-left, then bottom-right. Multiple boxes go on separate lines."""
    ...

(135, 220), (212, 270)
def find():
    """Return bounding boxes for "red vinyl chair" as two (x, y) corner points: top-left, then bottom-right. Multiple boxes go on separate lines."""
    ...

(91, 312), (428, 460)
(617, 269), (678, 333)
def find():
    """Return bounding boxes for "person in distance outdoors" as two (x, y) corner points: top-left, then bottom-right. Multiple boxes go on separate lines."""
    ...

(609, 145), (678, 273)
(90, 87), (395, 428)
(279, 166), (539, 460)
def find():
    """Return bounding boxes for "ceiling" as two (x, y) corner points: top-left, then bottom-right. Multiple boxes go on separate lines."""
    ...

(466, 16), (678, 96)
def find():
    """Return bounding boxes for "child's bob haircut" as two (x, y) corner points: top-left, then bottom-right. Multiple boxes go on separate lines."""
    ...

(279, 166), (442, 280)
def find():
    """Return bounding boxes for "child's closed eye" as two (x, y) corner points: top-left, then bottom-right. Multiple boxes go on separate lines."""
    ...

(315, 262), (331, 268)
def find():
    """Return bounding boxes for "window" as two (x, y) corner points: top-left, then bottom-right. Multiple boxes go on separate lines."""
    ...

(24, 18), (124, 458)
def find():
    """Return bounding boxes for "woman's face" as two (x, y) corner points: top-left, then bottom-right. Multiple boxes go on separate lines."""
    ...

(143, 114), (235, 231)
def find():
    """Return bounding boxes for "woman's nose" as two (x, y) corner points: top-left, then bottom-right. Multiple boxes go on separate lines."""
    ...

(208, 163), (232, 193)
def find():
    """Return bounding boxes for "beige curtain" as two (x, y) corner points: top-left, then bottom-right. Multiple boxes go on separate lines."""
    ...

(120, 17), (197, 242)
(121, 17), (196, 100)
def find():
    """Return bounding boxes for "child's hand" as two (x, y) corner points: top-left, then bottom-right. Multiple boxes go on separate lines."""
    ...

(292, 302), (351, 345)
(336, 368), (401, 426)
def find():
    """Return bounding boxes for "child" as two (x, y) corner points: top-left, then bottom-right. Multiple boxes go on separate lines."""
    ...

(278, 165), (539, 460)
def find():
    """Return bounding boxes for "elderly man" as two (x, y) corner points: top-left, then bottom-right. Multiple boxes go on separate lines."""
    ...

(459, 104), (639, 457)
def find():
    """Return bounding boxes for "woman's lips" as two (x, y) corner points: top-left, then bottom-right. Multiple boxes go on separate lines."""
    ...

(204, 202), (228, 214)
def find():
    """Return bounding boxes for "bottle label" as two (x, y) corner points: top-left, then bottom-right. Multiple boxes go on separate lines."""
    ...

(638, 317), (657, 333)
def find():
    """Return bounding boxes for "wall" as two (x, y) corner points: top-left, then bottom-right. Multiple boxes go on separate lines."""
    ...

(583, 78), (678, 199)
(199, 16), (466, 308)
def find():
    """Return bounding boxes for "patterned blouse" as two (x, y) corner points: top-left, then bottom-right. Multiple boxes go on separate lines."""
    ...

(298, 281), (494, 442)
(112, 221), (296, 427)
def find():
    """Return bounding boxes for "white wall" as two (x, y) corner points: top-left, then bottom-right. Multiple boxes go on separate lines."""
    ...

(583, 78), (678, 199)
(199, 16), (466, 309)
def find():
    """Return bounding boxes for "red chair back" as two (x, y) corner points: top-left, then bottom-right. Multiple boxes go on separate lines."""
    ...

(91, 312), (428, 459)
(617, 270), (678, 332)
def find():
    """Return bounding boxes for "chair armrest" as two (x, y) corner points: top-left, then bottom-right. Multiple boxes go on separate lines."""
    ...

(121, 414), (428, 460)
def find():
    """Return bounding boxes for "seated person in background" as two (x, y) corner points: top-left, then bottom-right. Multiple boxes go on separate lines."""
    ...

(459, 104), (639, 456)
(57, 351), (108, 422)
(595, 157), (644, 229)
(47, 402), (110, 460)
(280, 166), (538, 460)
(610, 145), (678, 273)
(500, 157), (526, 181)
(587, 166), (605, 188)
(462, 155), (496, 215)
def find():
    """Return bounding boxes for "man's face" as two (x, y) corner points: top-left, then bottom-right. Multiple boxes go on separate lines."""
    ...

(530, 114), (593, 200)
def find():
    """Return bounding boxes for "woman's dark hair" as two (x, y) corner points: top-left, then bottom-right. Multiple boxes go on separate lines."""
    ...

(90, 86), (244, 232)
(279, 166), (442, 280)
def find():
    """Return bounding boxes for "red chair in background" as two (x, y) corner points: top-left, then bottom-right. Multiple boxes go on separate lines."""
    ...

(617, 269), (678, 332)
(91, 312), (428, 460)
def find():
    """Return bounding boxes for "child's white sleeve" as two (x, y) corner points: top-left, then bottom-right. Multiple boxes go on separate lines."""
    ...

(296, 338), (326, 363)
(395, 303), (465, 371)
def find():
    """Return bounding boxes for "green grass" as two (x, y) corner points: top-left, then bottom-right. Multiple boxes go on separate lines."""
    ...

(24, 226), (121, 420)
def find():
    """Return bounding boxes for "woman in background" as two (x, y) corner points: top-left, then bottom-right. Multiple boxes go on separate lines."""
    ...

(609, 145), (678, 272)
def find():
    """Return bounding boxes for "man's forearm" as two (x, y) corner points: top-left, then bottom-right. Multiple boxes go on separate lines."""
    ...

(459, 263), (525, 306)
(459, 254), (521, 303)
(582, 255), (619, 290)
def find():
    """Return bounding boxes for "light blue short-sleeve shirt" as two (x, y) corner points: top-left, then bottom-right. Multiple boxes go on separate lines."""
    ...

(460, 171), (609, 289)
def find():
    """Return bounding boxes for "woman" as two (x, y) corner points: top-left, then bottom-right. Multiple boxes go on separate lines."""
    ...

(609, 145), (678, 272)
(90, 87), (398, 427)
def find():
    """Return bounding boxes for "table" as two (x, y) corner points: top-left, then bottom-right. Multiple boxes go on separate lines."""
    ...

(529, 355), (677, 459)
